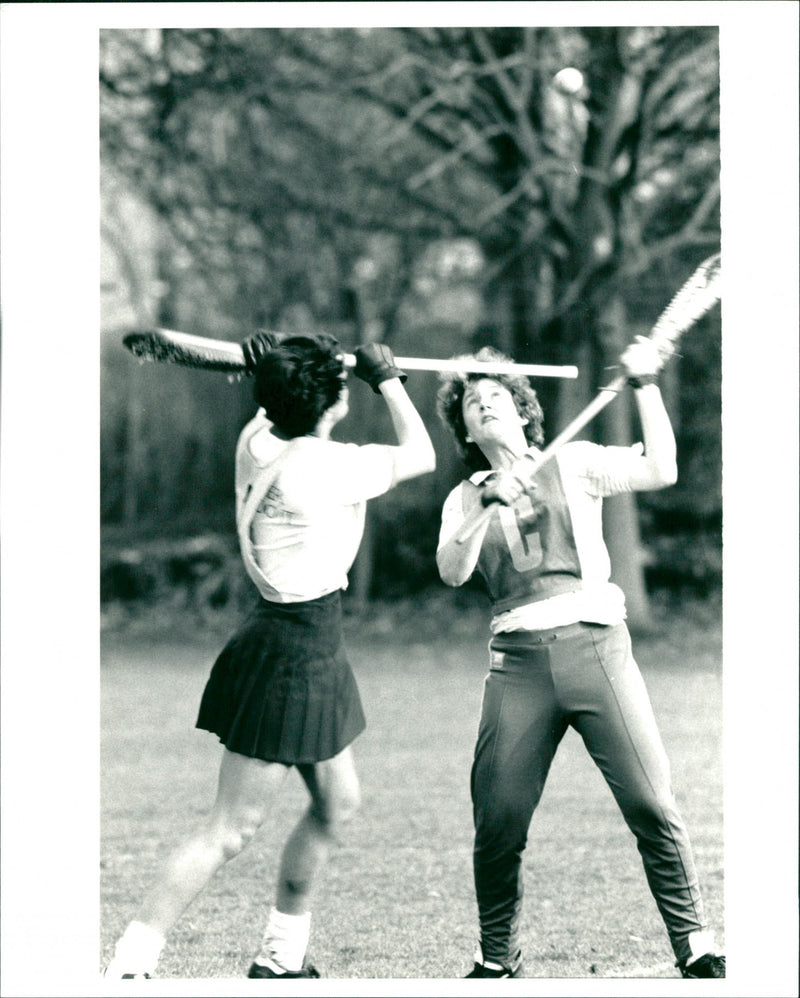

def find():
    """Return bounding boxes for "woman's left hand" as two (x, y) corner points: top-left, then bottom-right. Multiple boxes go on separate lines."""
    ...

(620, 335), (662, 385)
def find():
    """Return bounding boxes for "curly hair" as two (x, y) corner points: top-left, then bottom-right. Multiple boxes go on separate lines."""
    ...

(253, 334), (345, 438)
(436, 346), (545, 471)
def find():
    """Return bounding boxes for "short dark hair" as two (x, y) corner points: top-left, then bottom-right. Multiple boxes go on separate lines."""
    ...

(436, 346), (545, 471)
(253, 334), (345, 438)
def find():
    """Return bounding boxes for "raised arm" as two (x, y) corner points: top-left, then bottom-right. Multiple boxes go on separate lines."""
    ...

(621, 336), (678, 491)
(377, 379), (437, 482)
(353, 344), (436, 484)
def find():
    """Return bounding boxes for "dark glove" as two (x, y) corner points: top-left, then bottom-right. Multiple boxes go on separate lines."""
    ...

(241, 330), (282, 373)
(353, 343), (407, 393)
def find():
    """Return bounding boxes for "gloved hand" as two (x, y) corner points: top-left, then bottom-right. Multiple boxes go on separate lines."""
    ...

(241, 330), (282, 373)
(353, 343), (407, 393)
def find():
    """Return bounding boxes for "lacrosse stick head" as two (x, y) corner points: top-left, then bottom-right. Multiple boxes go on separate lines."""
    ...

(649, 253), (721, 367)
(123, 330), (247, 373)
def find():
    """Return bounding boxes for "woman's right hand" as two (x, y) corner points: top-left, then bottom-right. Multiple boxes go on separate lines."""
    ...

(353, 343), (407, 393)
(480, 468), (531, 507)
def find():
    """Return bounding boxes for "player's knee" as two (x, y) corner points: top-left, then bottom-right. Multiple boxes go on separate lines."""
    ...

(311, 780), (361, 834)
(214, 827), (244, 862)
(475, 824), (528, 861)
(337, 779), (362, 824)
(623, 791), (681, 840)
(475, 796), (531, 844)
(216, 811), (262, 861)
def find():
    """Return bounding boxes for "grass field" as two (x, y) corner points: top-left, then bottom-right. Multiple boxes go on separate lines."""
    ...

(100, 593), (724, 980)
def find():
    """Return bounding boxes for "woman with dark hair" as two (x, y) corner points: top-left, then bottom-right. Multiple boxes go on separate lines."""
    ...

(105, 334), (435, 980)
(436, 343), (725, 980)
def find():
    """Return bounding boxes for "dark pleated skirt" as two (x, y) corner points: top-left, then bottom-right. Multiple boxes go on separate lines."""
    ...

(196, 589), (366, 765)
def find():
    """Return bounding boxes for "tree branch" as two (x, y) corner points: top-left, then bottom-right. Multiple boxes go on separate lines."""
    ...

(622, 177), (721, 277)
(405, 123), (505, 190)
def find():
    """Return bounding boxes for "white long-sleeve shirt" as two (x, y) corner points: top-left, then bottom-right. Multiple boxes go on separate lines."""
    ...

(236, 411), (394, 603)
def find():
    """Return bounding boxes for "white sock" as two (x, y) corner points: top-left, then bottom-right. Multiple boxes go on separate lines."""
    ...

(686, 930), (718, 964)
(254, 907), (311, 973)
(104, 921), (166, 978)
(473, 945), (508, 972)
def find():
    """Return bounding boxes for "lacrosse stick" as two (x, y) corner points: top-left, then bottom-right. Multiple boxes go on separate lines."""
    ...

(123, 328), (579, 380)
(453, 252), (722, 545)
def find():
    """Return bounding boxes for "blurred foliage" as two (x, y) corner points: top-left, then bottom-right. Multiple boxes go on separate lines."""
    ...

(100, 531), (720, 638)
(100, 26), (722, 602)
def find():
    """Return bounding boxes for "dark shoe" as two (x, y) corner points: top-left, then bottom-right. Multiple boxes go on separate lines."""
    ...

(679, 953), (726, 978)
(464, 953), (523, 978)
(248, 960), (320, 979)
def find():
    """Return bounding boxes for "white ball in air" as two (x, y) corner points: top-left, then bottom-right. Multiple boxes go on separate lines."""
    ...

(553, 67), (584, 95)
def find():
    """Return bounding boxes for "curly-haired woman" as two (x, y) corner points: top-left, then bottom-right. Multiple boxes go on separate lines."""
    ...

(104, 334), (435, 980)
(436, 343), (724, 980)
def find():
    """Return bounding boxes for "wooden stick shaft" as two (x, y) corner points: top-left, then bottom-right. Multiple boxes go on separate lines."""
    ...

(348, 355), (579, 379)
(133, 328), (578, 378)
(453, 375), (626, 544)
(533, 374), (626, 459)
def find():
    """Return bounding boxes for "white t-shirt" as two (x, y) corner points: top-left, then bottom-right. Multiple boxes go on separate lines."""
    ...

(236, 411), (395, 603)
(438, 440), (646, 632)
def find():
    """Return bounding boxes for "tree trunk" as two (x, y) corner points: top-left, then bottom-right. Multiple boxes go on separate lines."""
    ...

(122, 362), (145, 525)
(596, 296), (654, 632)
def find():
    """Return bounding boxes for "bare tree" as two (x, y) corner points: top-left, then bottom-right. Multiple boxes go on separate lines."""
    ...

(101, 26), (720, 618)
